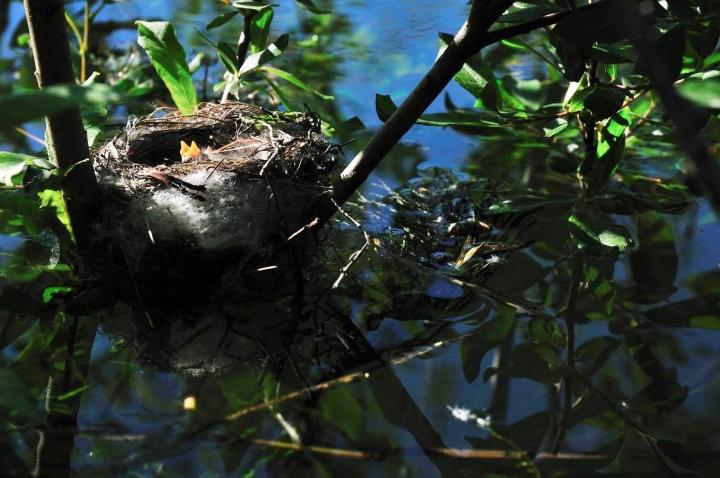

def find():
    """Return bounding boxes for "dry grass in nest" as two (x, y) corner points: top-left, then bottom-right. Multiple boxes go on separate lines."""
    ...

(94, 101), (336, 192)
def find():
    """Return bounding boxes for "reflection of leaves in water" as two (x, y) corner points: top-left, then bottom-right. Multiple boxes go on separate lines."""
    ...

(344, 167), (518, 325)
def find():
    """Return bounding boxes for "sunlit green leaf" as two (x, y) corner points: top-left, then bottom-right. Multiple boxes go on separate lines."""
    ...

(0, 152), (51, 186)
(543, 119), (568, 137)
(439, 33), (499, 111)
(239, 33), (289, 75)
(0, 84), (122, 130)
(582, 109), (629, 196)
(569, 209), (633, 254)
(136, 21), (197, 115)
(42, 286), (73, 303)
(231, 0), (271, 13)
(567, 86), (596, 113)
(260, 66), (333, 100)
(678, 78), (720, 109)
(250, 6), (274, 52)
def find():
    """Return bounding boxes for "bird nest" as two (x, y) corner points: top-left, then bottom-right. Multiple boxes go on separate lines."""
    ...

(90, 102), (337, 314)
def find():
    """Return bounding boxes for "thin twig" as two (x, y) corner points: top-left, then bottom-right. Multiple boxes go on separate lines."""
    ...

(13, 126), (46, 146)
(329, 198), (372, 289)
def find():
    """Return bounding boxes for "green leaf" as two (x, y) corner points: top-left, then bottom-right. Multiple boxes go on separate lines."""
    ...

(250, 6), (274, 52)
(376, 94), (501, 128)
(543, 119), (568, 137)
(294, 0), (330, 14)
(0, 84), (122, 130)
(460, 306), (516, 383)
(604, 107), (632, 138)
(195, 29), (238, 74)
(16, 32), (29, 47)
(38, 189), (72, 234)
(239, 33), (289, 75)
(218, 41), (241, 73)
(584, 86), (626, 120)
(439, 33), (499, 111)
(678, 78), (720, 109)
(260, 66), (333, 100)
(136, 21), (198, 115)
(569, 209), (633, 254)
(42, 286), (73, 303)
(261, 75), (301, 111)
(206, 10), (240, 30)
(0, 152), (52, 186)
(645, 294), (720, 329)
(231, 1), (272, 14)
(567, 86), (597, 113)
(582, 109), (630, 196)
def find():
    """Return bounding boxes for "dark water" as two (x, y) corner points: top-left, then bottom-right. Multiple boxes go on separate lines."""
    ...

(1, 1), (719, 477)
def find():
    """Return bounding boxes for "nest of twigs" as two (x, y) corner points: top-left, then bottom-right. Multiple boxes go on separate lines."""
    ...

(90, 102), (337, 313)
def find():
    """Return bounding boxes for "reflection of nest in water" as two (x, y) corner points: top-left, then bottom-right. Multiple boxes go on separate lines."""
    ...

(90, 102), (337, 313)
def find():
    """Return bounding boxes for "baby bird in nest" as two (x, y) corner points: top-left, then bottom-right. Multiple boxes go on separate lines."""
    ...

(180, 138), (272, 165)
(180, 140), (205, 162)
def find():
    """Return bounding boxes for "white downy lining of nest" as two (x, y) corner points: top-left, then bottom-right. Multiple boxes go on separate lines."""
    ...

(133, 170), (269, 252)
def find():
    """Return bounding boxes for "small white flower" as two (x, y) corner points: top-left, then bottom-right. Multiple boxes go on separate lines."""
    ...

(486, 254), (504, 265)
(475, 415), (492, 429)
(447, 405), (475, 422)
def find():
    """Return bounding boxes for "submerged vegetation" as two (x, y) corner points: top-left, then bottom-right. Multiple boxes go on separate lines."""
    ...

(1, 0), (719, 476)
